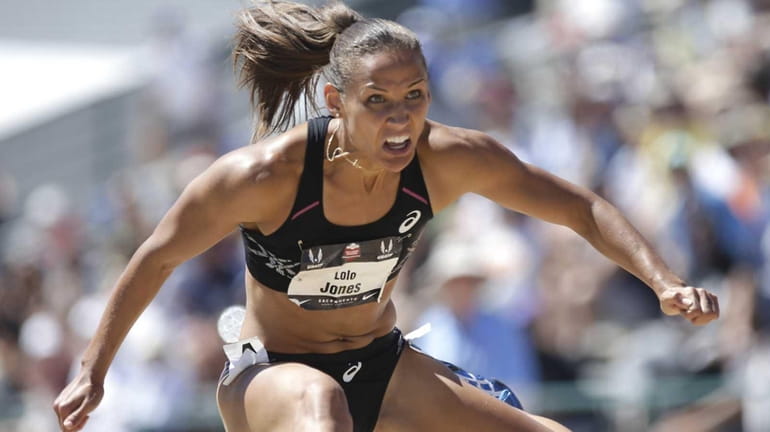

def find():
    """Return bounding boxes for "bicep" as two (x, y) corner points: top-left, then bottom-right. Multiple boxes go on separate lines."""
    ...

(464, 138), (597, 231)
(138, 164), (252, 269)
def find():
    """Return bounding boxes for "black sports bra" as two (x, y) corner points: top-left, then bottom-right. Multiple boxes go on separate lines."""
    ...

(240, 116), (433, 310)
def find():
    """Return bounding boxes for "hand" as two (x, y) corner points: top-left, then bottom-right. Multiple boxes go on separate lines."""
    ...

(659, 285), (720, 325)
(53, 372), (104, 432)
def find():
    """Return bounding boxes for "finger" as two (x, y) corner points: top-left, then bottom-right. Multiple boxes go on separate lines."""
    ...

(70, 414), (90, 432)
(672, 290), (695, 309)
(685, 288), (702, 314)
(660, 291), (693, 315)
(63, 396), (96, 431)
(54, 398), (80, 430)
(697, 288), (711, 314)
(704, 292), (720, 323)
(687, 304), (718, 326)
(691, 311), (717, 326)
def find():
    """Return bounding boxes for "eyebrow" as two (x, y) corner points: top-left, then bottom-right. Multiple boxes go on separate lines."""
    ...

(364, 78), (426, 92)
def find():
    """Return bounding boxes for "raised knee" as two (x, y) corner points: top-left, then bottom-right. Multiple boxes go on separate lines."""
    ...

(298, 378), (352, 430)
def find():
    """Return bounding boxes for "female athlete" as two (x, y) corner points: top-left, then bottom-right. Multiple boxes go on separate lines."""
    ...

(53, 1), (719, 431)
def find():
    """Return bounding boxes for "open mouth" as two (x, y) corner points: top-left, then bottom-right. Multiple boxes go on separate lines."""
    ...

(383, 135), (411, 154)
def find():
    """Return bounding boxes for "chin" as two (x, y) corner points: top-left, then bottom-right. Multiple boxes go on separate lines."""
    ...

(380, 152), (415, 173)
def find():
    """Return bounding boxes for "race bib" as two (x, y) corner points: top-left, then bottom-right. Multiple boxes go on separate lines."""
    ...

(287, 237), (402, 310)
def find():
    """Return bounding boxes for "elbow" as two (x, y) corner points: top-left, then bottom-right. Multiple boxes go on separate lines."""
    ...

(571, 195), (606, 240)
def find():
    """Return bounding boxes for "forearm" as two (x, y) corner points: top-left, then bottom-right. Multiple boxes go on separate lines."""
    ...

(577, 197), (685, 297)
(79, 242), (175, 383)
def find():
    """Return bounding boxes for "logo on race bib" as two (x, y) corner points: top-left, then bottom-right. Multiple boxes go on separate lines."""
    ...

(307, 248), (324, 269)
(342, 243), (361, 261)
(309, 248), (323, 264)
(381, 239), (393, 254)
(287, 237), (402, 310)
(290, 298), (312, 307)
(342, 362), (363, 383)
(399, 210), (422, 234)
(378, 239), (395, 259)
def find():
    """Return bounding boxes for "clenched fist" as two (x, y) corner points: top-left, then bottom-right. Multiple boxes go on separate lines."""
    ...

(53, 372), (104, 432)
(659, 285), (720, 325)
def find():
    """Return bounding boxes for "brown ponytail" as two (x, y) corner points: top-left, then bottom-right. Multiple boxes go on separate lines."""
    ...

(234, 0), (424, 140)
(233, 0), (360, 138)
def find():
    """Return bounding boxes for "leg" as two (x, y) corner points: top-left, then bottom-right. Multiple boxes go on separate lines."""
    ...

(531, 415), (572, 432)
(217, 362), (354, 432)
(374, 345), (571, 432)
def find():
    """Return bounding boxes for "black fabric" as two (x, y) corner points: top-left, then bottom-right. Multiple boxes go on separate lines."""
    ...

(271, 329), (405, 432)
(241, 116), (434, 293)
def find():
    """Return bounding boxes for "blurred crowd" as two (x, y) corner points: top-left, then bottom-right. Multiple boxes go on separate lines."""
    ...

(1, 0), (769, 431)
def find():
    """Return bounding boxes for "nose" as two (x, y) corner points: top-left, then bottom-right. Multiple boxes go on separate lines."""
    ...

(387, 104), (409, 125)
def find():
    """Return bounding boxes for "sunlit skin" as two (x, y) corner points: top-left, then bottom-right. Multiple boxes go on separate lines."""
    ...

(325, 48), (431, 175)
(53, 42), (718, 432)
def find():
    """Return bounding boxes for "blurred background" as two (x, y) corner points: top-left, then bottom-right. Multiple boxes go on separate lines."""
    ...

(1, 0), (769, 431)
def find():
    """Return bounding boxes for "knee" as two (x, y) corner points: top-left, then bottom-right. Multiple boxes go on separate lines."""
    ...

(297, 378), (352, 431)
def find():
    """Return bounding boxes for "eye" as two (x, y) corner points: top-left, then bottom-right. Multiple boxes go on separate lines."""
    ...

(406, 89), (423, 100)
(367, 94), (385, 104)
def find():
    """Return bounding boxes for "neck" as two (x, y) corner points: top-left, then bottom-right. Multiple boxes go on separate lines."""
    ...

(329, 157), (393, 194)
(326, 119), (393, 193)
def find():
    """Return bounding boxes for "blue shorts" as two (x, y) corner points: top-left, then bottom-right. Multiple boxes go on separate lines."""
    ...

(439, 360), (524, 410)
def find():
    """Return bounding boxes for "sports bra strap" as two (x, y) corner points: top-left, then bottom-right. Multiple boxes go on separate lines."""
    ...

(290, 116), (332, 215)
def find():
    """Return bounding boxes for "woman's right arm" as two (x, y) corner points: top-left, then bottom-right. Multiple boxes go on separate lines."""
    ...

(53, 149), (278, 431)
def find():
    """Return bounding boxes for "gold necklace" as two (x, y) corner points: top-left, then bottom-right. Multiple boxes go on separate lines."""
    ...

(325, 119), (362, 169)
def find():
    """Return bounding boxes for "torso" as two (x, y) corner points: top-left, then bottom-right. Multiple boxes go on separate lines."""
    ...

(235, 117), (470, 354)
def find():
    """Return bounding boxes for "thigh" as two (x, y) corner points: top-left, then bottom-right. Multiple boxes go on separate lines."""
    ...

(374, 346), (558, 432)
(216, 361), (349, 432)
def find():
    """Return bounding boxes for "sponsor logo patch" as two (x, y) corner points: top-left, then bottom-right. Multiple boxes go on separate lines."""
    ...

(342, 362), (363, 383)
(342, 243), (361, 261)
(399, 210), (421, 234)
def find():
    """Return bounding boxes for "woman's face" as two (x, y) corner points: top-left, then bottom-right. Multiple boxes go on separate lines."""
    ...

(327, 48), (431, 172)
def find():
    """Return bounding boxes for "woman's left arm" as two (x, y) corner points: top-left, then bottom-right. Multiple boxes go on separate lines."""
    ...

(455, 131), (719, 325)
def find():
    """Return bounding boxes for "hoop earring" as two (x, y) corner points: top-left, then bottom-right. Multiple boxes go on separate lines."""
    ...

(325, 119), (347, 162)
(325, 119), (361, 169)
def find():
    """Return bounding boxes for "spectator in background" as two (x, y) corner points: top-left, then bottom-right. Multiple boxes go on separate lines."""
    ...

(415, 235), (541, 392)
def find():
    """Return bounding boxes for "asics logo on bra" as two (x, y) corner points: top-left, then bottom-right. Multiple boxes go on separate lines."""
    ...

(398, 210), (421, 234)
(342, 362), (363, 383)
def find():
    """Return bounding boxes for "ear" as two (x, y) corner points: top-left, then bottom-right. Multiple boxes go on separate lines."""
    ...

(324, 83), (343, 117)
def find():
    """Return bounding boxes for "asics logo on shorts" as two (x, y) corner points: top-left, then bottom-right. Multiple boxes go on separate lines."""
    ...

(342, 361), (363, 383)
(398, 210), (421, 233)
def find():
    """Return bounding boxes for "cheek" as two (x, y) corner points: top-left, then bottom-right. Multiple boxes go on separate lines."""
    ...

(345, 117), (381, 146)
(347, 102), (386, 122)
(349, 109), (388, 134)
(409, 98), (430, 117)
(414, 102), (429, 117)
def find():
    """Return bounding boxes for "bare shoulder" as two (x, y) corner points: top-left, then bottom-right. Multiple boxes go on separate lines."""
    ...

(216, 125), (306, 189)
(420, 121), (500, 154)
(418, 120), (515, 211)
(197, 123), (308, 224)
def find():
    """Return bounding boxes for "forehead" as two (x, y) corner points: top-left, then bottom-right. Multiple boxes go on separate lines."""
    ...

(344, 49), (427, 90)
